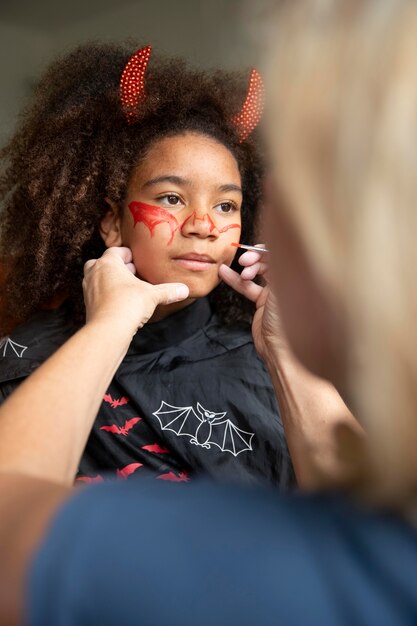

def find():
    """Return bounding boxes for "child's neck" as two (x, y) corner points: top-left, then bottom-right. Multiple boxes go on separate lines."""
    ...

(149, 297), (197, 323)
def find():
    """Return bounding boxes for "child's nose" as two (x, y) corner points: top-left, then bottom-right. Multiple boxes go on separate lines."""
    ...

(180, 210), (219, 239)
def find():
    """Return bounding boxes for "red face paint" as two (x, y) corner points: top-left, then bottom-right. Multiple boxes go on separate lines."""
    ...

(218, 223), (241, 234)
(180, 211), (241, 236)
(129, 201), (180, 245)
(129, 201), (241, 244)
(180, 211), (217, 232)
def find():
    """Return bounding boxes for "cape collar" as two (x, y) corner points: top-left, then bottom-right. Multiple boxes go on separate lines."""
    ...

(127, 297), (212, 355)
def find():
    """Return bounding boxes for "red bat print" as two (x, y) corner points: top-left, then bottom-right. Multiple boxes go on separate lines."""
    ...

(129, 201), (180, 245)
(76, 474), (104, 483)
(103, 393), (129, 408)
(142, 443), (170, 454)
(100, 417), (142, 436)
(156, 471), (190, 482)
(116, 463), (143, 479)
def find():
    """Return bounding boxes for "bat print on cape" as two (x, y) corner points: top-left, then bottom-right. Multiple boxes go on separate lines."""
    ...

(157, 471), (190, 482)
(100, 417), (142, 436)
(142, 443), (170, 454)
(76, 474), (104, 484)
(103, 393), (129, 408)
(152, 401), (254, 457)
(0, 337), (28, 358)
(76, 463), (142, 483)
(129, 201), (241, 246)
(116, 462), (143, 479)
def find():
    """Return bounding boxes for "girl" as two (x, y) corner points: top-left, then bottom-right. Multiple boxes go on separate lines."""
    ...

(0, 43), (293, 487)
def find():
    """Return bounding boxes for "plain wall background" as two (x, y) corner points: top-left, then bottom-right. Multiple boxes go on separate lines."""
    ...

(0, 0), (271, 145)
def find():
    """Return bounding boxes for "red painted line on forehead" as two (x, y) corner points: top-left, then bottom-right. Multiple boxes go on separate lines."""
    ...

(128, 201), (180, 245)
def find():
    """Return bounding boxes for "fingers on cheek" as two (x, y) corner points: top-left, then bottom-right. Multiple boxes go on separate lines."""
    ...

(241, 264), (261, 280)
(255, 262), (268, 276)
(126, 263), (136, 274)
(238, 251), (262, 266)
(83, 260), (97, 275)
(241, 260), (269, 280)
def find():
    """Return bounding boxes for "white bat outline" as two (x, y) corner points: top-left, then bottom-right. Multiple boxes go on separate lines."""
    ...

(152, 400), (254, 457)
(0, 337), (28, 358)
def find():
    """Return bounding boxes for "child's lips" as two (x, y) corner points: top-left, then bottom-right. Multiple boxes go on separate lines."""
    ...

(172, 252), (216, 271)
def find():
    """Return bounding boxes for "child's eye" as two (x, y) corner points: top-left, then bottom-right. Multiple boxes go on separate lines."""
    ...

(159, 194), (183, 207)
(215, 202), (237, 214)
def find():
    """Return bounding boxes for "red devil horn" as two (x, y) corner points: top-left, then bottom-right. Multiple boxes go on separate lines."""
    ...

(232, 69), (265, 143)
(120, 45), (152, 122)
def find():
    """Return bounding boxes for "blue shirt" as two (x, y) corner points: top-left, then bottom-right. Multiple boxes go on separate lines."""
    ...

(27, 480), (417, 626)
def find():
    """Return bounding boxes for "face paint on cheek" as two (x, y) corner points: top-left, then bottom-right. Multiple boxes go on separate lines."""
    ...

(218, 223), (241, 234)
(128, 201), (180, 245)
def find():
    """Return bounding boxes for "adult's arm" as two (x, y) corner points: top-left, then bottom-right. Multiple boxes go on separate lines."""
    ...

(0, 247), (189, 626)
(0, 247), (188, 486)
(220, 259), (366, 490)
(260, 334), (366, 490)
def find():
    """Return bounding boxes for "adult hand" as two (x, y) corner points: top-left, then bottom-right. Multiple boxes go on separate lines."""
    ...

(219, 247), (287, 362)
(83, 247), (189, 334)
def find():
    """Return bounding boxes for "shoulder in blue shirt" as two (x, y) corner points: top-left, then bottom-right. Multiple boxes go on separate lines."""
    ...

(28, 479), (417, 626)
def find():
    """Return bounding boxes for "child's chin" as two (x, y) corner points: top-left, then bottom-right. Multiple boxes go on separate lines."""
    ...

(185, 276), (220, 299)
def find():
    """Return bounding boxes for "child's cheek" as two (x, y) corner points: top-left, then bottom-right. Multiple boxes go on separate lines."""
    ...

(129, 201), (179, 245)
(220, 229), (241, 266)
(128, 248), (161, 284)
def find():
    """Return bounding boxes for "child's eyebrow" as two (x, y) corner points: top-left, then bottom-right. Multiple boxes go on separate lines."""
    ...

(142, 176), (242, 195)
(218, 184), (242, 194)
(142, 175), (189, 188)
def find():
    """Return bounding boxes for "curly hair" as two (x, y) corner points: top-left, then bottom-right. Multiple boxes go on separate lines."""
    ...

(0, 42), (264, 335)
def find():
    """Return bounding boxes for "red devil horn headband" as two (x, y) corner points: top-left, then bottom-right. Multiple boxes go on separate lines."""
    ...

(120, 45), (152, 121)
(119, 47), (264, 141)
(232, 69), (265, 143)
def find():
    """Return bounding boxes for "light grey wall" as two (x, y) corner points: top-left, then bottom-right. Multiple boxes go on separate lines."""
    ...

(0, 0), (266, 145)
(0, 22), (50, 142)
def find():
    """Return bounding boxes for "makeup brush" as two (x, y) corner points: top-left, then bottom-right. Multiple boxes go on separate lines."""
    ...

(231, 243), (269, 253)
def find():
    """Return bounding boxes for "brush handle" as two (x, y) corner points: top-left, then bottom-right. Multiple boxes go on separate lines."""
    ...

(231, 243), (269, 253)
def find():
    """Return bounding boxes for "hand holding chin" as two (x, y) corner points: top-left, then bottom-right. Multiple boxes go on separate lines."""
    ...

(83, 247), (189, 333)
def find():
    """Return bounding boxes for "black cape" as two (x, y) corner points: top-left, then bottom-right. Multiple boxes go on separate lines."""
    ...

(0, 298), (294, 487)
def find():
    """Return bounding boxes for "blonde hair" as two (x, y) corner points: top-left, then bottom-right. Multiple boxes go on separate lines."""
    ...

(267, 0), (417, 509)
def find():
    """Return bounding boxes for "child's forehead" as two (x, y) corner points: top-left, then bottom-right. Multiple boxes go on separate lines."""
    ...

(130, 133), (241, 187)
(144, 132), (235, 160)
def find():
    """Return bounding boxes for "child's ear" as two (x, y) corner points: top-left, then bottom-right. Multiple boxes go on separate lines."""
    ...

(100, 198), (123, 247)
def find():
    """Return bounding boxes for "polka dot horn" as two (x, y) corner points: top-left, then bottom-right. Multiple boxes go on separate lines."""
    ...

(232, 69), (265, 143)
(120, 45), (152, 122)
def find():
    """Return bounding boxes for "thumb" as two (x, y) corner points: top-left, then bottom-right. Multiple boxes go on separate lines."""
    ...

(151, 282), (189, 305)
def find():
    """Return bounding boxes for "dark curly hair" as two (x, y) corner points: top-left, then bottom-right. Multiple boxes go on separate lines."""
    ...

(0, 42), (264, 335)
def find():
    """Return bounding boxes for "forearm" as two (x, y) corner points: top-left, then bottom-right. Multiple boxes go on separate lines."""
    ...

(265, 347), (365, 490)
(0, 320), (135, 485)
(0, 474), (70, 626)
